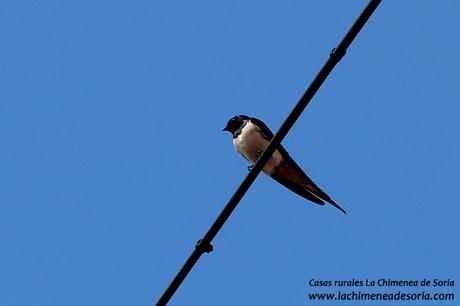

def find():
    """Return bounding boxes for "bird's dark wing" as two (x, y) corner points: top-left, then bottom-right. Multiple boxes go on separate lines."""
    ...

(250, 117), (293, 157)
(271, 142), (347, 214)
(249, 117), (300, 164)
(291, 164), (346, 214)
(324, 195), (346, 214)
(271, 173), (325, 205)
(249, 117), (274, 140)
(273, 165), (347, 214)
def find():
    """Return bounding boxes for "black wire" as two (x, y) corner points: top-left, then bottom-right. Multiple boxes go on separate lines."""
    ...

(156, 1), (382, 305)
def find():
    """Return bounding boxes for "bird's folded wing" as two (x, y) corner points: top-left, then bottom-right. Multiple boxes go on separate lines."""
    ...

(271, 173), (325, 206)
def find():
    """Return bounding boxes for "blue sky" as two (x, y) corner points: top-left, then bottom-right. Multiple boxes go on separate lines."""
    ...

(1, 1), (459, 305)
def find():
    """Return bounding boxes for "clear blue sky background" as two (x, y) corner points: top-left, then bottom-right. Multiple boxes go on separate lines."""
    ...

(1, 1), (459, 305)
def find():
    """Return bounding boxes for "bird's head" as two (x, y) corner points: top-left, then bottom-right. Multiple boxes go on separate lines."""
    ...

(222, 115), (249, 135)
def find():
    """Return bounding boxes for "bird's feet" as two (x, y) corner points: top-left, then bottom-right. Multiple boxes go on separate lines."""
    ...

(257, 150), (264, 157)
(247, 165), (254, 172)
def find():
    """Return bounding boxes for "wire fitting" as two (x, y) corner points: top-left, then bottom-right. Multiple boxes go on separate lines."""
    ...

(330, 47), (346, 63)
(195, 239), (213, 254)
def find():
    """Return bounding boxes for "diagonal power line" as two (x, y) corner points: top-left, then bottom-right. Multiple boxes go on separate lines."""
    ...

(156, 1), (382, 305)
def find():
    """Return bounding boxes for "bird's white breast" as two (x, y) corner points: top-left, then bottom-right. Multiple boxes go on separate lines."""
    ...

(233, 121), (283, 175)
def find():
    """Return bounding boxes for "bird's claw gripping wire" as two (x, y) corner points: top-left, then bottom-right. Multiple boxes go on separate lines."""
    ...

(248, 150), (264, 172)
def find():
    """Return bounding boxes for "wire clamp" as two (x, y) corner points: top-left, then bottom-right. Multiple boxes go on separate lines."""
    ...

(195, 239), (213, 254)
(330, 47), (346, 62)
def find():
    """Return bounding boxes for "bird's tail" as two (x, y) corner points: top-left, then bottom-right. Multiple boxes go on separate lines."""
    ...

(327, 198), (347, 214)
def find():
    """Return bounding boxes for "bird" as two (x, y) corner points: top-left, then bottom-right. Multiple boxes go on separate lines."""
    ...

(223, 115), (346, 214)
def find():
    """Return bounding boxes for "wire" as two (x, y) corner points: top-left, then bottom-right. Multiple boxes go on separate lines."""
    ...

(156, 1), (382, 305)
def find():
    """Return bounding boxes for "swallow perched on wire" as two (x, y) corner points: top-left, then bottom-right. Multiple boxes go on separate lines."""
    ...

(223, 115), (346, 214)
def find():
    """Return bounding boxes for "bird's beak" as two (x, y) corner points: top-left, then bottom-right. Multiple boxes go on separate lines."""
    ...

(222, 127), (229, 132)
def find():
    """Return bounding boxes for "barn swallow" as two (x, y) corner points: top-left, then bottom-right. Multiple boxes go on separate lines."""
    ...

(223, 115), (346, 214)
